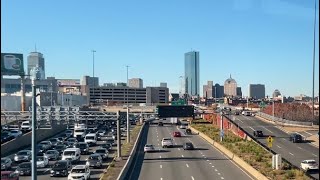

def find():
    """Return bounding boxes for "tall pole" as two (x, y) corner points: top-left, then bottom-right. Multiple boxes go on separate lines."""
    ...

(220, 112), (223, 142)
(31, 78), (37, 180)
(117, 111), (121, 158)
(126, 65), (130, 143)
(92, 50), (96, 104)
(272, 100), (275, 122)
(312, 0), (316, 121)
(21, 76), (26, 111)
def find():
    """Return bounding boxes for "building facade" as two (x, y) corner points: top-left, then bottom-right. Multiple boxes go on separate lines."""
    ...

(128, 78), (143, 88)
(224, 75), (237, 97)
(27, 52), (45, 79)
(160, 82), (167, 88)
(184, 51), (200, 97)
(236, 87), (242, 97)
(81, 76), (99, 88)
(213, 83), (224, 98)
(249, 84), (265, 99)
(203, 81), (214, 98)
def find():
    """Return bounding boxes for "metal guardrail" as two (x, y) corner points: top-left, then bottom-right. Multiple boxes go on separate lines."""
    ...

(257, 112), (317, 126)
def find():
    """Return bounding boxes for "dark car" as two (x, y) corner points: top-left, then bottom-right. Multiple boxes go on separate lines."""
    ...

(100, 143), (112, 150)
(158, 122), (163, 126)
(49, 138), (61, 147)
(253, 130), (264, 137)
(15, 162), (31, 176)
(1, 158), (12, 171)
(86, 154), (103, 168)
(1, 131), (14, 143)
(1, 171), (19, 180)
(185, 128), (192, 134)
(75, 142), (90, 155)
(54, 144), (67, 155)
(183, 142), (194, 150)
(290, 133), (303, 143)
(94, 148), (108, 160)
(50, 160), (72, 177)
(173, 131), (181, 137)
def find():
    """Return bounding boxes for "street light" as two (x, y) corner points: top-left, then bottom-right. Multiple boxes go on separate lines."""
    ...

(312, 0), (317, 121)
(126, 65), (130, 143)
(92, 50), (96, 103)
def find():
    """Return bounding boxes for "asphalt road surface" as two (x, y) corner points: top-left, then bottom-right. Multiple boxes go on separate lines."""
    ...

(127, 119), (254, 180)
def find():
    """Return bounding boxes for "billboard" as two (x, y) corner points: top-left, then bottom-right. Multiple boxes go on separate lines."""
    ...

(57, 79), (81, 86)
(157, 105), (194, 118)
(1, 53), (24, 76)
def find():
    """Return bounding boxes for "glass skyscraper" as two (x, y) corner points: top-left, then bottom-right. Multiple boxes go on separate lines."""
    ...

(184, 51), (199, 97)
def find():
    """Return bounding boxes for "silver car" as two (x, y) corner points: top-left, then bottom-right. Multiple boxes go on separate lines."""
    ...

(94, 148), (108, 160)
(14, 150), (32, 162)
(1, 157), (12, 170)
(44, 150), (60, 160)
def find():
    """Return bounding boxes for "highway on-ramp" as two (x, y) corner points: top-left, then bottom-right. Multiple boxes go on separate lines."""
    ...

(127, 119), (254, 180)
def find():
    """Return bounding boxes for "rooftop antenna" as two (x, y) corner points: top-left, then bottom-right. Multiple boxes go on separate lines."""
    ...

(35, 44), (37, 52)
(230, 74), (231, 79)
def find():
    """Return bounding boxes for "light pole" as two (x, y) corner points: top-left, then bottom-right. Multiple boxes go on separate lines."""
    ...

(92, 50), (96, 104)
(126, 65), (130, 143)
(31, 67), (41, 180)
(272, 99), (275, 122)
(220, 112), (223, 142)
(312, 0), (317, 121)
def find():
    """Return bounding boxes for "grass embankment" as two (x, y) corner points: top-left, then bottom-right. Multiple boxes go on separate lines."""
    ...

(191, 123), (310, 180)
(100, 123), (143, 180)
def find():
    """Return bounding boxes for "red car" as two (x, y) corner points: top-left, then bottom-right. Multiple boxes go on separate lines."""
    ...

(1, 171), (19, 180)
(173, 131), (181, 137)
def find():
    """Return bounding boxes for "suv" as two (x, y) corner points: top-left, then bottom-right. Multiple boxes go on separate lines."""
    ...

(76, 142), (90, 155)
(253, 130), (264, 137)
(161, 138), (173, 148)
(290, 133), (303, 143)
(86, 154), (103, 168)
(68, 165), (90, 180)
(20, 121), (31, 132)
(50, 160), (72, 177)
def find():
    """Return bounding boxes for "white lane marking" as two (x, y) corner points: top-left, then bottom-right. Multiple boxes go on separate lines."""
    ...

(262, 127), (273, 133)
(206, 160), (209, 161)
(209, 162), (212, 165)
(238, 119), (244, 123)
(160, 156), (162, 158)
(191, 176), (195, 180)
(289, 152), (294, 156)
(312, 153), (318, 157)
(181, 155), (184, 157)
(221, 177), (224, 179)
(212, 166), (215, 167)
(160, 165), (162, 168)
(178, 148), (181, 151)
(218, 173), (221, 175)
(249, 126), (255, 131)
(215, 169), (218, 172)
(276, 145), (281, 149)
(305, 131), (313, 136)
(186, 164), (189, 168)
(298, 147), (302, 150)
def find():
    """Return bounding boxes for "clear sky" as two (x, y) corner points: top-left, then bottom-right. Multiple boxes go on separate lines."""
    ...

(1, 0), (319, 97)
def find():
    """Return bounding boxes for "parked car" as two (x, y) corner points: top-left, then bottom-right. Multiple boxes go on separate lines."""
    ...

(1, 157), (12, 170)
(173, 131), (181, 137)
(300, 160), (318, 171)
(68, 165), (90, 180)
(183, 142), (194, 150)
(0, 171), (19, 180)
(44, 150), (59, 161)
(144, 144), (155, 152)
(94, 148), (108, 160)
(50, 160), (72, 177)
(86, 154), (103, 168)
(14, 150), (32, 163)
(253, 130), (264, 137)
(9, 130), (22, 138)
(36, 156), (49, 168)
(290, 133), (303, 143)
(15, 162), (31, 176)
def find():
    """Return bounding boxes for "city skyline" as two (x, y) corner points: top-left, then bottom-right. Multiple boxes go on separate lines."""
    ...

(1, 0), (319, 97)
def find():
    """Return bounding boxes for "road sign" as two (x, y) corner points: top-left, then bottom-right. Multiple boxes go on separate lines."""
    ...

(220, 129), (224, 137)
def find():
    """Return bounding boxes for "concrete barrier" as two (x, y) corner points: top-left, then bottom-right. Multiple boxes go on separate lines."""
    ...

(1, 124), (67, 157)
(116, 123), (146, 180)
(189, 126), (268, 180)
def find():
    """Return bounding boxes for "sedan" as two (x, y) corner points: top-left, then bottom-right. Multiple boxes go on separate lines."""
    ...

(1, 157), (12, 170)
(9, 130), (22, 138)
(94, 148), (108, 160)
(144, 144), (155, 152)
(50, 160), (72, 177)
(86, 154), (103, 168)
(54, 144), (67, 155)
(14, 150), (32, 162)
(36, 156), (49, 168)
(183, 142), (194, 150)
(15, 162), (31, 176)
(300, 160), (318, 171)
(173, 131), (181, 137)
(253, 130), (264, 137)
(100, 143), (112, 150)
(97, 129), (106, 136)
(44, 150), (60, 160)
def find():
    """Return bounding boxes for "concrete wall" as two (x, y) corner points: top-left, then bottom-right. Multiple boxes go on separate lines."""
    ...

(1, 124), (67, 157)
(1, 95), (33, 111)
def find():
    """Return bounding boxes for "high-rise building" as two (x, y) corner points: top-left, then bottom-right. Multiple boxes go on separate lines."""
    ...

(214, 83), (224, 98)
(27, 52), (45, 79)
(128, 78), (143, 88)
(203, 81), (213, 98)
(160, 82), (167, 88)
(249, 84), (265, 99)
(184, 51), (199, 97)
(224, 75), (237, 97)
(236, 87), (242, 97)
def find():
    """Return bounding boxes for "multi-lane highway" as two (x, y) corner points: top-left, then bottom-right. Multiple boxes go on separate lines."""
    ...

(230, 114), (319, 179)
(127, 119), (254, 180)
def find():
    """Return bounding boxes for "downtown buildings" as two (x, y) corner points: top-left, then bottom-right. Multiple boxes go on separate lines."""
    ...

(27, 51), (45, 79)
(249, 84), (265, 99)
(184, 51), (200, 97)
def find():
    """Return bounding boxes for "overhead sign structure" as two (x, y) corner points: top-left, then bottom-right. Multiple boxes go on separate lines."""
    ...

(1, 53), (24, 76)
(157, 105), (194, 118)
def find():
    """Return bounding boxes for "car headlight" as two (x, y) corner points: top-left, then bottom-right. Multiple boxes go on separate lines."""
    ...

(86, 161), (90, 165)
(51, 170), (54, 173)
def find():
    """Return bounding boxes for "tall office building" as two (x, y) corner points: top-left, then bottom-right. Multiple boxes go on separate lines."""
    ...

(249, 84), (265, 99)
(27, 52), (45, 79)
(236, 87), (242, 97)
(81, 76), (99, 87)
(184, 51), (199, 97)
(224, 75), (237, 97)
(214, 83), (224, 98)
(128, 78), (143, 88)
(203, 81), (213, 98)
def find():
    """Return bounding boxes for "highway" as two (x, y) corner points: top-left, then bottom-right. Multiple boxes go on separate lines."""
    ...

(127, 119), (254, 180)
(229, 114), (319, 179)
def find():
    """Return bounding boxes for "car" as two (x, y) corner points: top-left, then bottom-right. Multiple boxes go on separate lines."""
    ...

(173, 131), (181, 137)
(44, 150), (60, 160)
(161, 138), (173, 148)
(85, 133), (97, 145)
(100, 142), (112, 150)
(144, 144), (155, 152)
(62, 148), (81, 163)
(8, 125), (19, 131)
(36, 156), (49, 168)
(183, 142), (194, 150)
(300, 160), (318, 171)
(65, 130), (73, 137)
(50, 160), (72, 177)
(67, 138), (78, 145)
(158, 122), (163, 126)
(179, 124), (187, 129)
(234, 111), (240, 115)
(94, 148), (109, 160)
(15, 162), (31, 176)
(185, 128), (192, 134)
(54, 144), (68, 155)
(20, 121), (31, 132)
(1, 131), (15, 143)
(86, 154), (103, 168)
(68, 165), (91, 180)
(9, 130), (22, 138)
(97, 129), (106, 136)
(253, 130), (264, 137)
(36, 144), (47, 155)
(289, 133), (303, 143)
(0, 171), (19, 180)
(14, 150), (32, 162)
(39, 141), (53, 150)
(49, 138), (61, 147)
(75, 142), (90, 155)
(1, 157), (12, 170)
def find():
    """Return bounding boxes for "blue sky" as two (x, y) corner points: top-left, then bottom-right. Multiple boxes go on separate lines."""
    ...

(1, 0), (319, 97)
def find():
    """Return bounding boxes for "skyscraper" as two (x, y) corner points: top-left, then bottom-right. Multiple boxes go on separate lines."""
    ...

(203, 81), (213, 98)
(128, 78), (143, 88)
(249, 84), (265, 99)
(27, 52), (45, 79)
(184, 51), (199, 97)
(224, 75), (237, 97)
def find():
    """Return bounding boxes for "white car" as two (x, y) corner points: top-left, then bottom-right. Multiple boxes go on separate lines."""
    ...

(20, 121), (32, 131)
(36, 156), (49, 168)
(161, 138), (174, 148)
(144, 144), (155, 152)
(68, 165), (91, 180)
(179, 124), (187, 129)
(300, 160), (318, 171)
(10, 130), (23, 138)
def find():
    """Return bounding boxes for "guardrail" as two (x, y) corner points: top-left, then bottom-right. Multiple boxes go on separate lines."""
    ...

(257, 112), (317, 126)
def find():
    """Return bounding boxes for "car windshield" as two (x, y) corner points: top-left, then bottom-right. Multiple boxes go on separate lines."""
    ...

(19, 163), (31, 168)
(55, 145), (65, 149)
(145, 144), (153, 147)
(40, 142), (49, 145)
(11, 130), (19, 133)
(163, 138), (171, 141)
(79, 144), (87, 148)
(46, 151), (55, 154)
(75, 129), (85, 133)
(307, 161), (317, 164)
(64, 151), (75, 156)
(1, 159), (7, 163)
(71, 168), (85, 173)
(17, 151), (28, 155)
(53, 162), (67, 168)
(96, 149), (106, 153)
(86, 136), (95, 140)
(89, 156), (100, 160)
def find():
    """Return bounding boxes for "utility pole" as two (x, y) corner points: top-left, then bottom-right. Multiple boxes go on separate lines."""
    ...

(117, 111), (121, 158)
(92, 50), (96, 104)
(220, 112), (223, 142)
(126, 65), (130, 143)
(312, 0), (317, 121)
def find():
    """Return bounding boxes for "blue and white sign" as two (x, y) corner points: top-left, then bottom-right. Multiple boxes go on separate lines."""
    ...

(220, 129), (224, 137)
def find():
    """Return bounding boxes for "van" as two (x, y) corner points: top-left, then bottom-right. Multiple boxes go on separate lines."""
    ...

(73, 128), (86, 140)
(85, 133), (97, 145)
(61, 148), (81, 162)
(21, 121), (31, 132)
